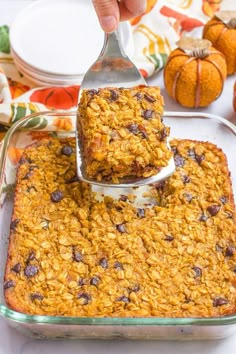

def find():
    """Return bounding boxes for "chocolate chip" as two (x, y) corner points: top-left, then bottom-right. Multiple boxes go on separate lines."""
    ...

(77, 292), (91, 305)
(193, 266), (202, 277)
(114, 261), (123, 270)
(115, 206), (123, 212)
(116, 223), (127, 233)
(127, 124), (148, 139)
(160, 128), (168, 141)
(18, 157), (28, 165)
(73, 250), (83, 262)
(182, 175), (191, 184)
(88, 89), (98, 96)
(10, 219), (20, 231)
(26, 251), (35, 264)
(78, 278), (86, 286)
(110, 90), (119, 101)
(127, 123), (139, 135)
(31, 292), (44, 301)
(4, 280), (15, 290)
(174, 154), (185, 168)
(138, 125), (148, 139)
(50, 190), (64, 203)
(11, 263), (21, 274)
(134, 92), (142, 100)
(119, 195), (128, 202)
(183, 193), (193, 202)
(172, 147), (178, 155)
(90, 276), (100, 286)
(165, 235), (174, 241)
(144, 94), (156, 102)
(195, 154), (205, 164)
(24, 264), (39, 278)
(61, 145), (73, 156)
(199, 214), (208, 222)
(220, 196), (228, 204)
(137, 208), (145, 218)
(231, 267), (236, 273)
(207, 205), (220, 216)
(99, 257), (108, 269)
(213, 297), (228, 307)
(116, 295), (130, 303)
(142, 109), (154, 120)
(225, 246), (234, 257)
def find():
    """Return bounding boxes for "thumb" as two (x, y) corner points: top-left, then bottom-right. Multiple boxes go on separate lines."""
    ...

(92, 0), (120, 33)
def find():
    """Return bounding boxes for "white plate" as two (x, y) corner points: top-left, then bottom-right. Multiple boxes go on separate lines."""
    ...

(14, 58), (82, 87)
(10, 0), (134, 77)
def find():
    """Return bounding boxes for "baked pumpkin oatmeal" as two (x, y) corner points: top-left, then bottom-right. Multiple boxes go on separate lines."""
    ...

(4, 137), (236, 317)
(77, 85), (172, 183)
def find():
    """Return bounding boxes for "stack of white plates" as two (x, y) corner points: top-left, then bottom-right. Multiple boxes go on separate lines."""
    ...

(10, 0), (134, 86)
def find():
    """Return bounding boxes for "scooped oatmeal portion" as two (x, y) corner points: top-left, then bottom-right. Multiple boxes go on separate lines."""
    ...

(77, 85), (172, 183)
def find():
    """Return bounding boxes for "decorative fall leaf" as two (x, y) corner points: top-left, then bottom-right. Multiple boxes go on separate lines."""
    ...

(160, 6), (204, 33)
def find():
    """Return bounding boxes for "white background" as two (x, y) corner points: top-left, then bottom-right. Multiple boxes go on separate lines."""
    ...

(0, 1), (235, 353)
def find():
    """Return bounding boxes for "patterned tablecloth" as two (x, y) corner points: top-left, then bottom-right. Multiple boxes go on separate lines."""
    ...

(0, 0), (235, 139)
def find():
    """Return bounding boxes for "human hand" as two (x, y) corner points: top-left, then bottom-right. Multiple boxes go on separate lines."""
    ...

(92, 0), (147, 32)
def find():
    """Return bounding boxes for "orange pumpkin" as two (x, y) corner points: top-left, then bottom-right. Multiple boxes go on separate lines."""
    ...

(203, 11), (236, 75)
(163, 38), (227, 108)
(30, 86), (80, 110)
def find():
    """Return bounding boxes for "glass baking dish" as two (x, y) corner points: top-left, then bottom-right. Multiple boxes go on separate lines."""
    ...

(0, 110), (236, 340)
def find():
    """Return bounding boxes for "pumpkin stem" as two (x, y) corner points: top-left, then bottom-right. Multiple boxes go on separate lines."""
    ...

(191, 48), (210, 59)
(177, 37), (212, 59)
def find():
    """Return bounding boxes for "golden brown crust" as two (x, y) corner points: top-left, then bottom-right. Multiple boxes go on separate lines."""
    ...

(77, 86), (172, 183)
(4, 138), (236, 317)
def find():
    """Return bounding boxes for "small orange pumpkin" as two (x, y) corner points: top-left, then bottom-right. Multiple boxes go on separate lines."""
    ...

(203, 11), (236, 75)
(163, 37), (227, 108)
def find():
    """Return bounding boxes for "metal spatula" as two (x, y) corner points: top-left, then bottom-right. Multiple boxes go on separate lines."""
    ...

(76, 26), (175, 188)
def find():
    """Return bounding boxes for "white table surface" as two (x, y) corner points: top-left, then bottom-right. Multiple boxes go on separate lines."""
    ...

(0, 1), (236, 353)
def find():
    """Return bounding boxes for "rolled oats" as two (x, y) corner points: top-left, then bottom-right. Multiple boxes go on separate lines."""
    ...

(4, 137), (236, 318)
(77, 86), (172, 183)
